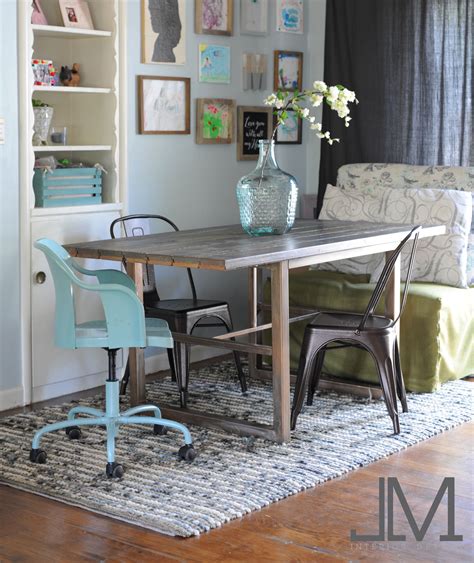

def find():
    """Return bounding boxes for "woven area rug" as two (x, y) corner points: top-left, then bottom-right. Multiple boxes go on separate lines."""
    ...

(0, 361), (472, 537)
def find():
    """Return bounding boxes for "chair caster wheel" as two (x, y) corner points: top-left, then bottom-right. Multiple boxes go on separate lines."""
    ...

(153, 424), (168, 436)
(106, 462), (124, 478)
(29, 448), (47, 464)
(178, 444), (196, 462)
(65, 426), (82, 440)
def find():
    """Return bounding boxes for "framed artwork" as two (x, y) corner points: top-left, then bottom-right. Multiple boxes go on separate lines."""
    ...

(199, 44), (231, 84)
(242, 53), (267, 90)
(276, 0), (304, 34)
(237, 106), (272, 160)
(31, 0), (48, 25)
(240, 0), (268, 36)
(59, 0), (94, 29)
(274, 110), (302, 144)
(196, 98), (235, 144)
(195, 0), (233, 36)
(274, 50), (303, 91)
(142, 0), (186, 64)
(138, 76), (190, 135)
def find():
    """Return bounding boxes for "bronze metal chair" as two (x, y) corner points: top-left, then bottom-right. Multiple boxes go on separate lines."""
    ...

(110, 214), (247, 406)
(291, 226), (421, 434)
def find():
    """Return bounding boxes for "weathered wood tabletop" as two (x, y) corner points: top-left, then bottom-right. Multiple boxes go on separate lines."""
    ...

(65, 220), (445, 443)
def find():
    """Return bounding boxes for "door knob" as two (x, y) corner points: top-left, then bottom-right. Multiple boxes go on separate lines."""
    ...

(35, 271), (47, 284)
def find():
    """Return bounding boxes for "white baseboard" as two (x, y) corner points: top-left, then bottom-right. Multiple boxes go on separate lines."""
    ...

(0, 386), (25, 411)
(32, 370), (110, 403)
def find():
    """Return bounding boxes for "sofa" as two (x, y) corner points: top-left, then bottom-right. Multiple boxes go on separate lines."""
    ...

(265, 163), (474, 393)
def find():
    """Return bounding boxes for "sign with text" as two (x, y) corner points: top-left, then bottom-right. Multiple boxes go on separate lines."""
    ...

(237, 106), (272, 160)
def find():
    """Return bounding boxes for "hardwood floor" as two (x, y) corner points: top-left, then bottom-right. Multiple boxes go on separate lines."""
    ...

(0, 366), (472, 562)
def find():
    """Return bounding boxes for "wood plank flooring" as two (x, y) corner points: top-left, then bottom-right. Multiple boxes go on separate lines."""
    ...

(0, 422), (472, 561)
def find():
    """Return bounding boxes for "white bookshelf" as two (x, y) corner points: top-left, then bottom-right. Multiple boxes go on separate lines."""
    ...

(18, 0), (127, 404)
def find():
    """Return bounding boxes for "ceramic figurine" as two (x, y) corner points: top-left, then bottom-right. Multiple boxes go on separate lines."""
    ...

(59, 63), (80, 87)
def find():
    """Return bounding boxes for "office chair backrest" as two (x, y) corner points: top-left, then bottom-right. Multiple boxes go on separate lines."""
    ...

(110, 214), (198, 302)
(357, 226), (421, 332)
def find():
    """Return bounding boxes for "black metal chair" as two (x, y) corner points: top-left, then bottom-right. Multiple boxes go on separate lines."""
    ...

(291, 226), (421, 434)
(110, 214), (247, 406)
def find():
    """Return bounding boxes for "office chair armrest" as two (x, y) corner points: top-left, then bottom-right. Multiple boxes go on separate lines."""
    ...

(74, 278), (147, 348)
(70, 260), (137, 292)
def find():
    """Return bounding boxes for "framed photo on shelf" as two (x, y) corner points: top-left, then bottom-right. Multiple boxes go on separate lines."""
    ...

(141, 0), (186, 64)
(199, 44), (231, 84)
(138, 76), (190, 135)
(196, 98), (235, 144)
(274, 110), (302, 144)
(237, 106), (272, 161)
(273, 50), (303, 91)
(195, 0), (233, 36)
(276, 0), (304, 34)
(240, 0), (268, 36)
(31, 0), (48, 25)
(59, 0), (94, 29)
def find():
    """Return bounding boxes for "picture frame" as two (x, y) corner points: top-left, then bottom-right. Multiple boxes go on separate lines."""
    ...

(141, 0), (186, 65)
(196, 98), (235, 144)
(31, 0), (48, 25)
(240, 0), (268, 36)
(273, 50), (303, 91)
(199, 44), (231, 84)
(242, 53), (267, 90)
(276, 0), (304, 34)
(59, 0), (94, 29)
(195, 0), (233, 36)
(138, 76), (190, 135)
(274, 110), (302, 144)
(237, 106), (272, 161)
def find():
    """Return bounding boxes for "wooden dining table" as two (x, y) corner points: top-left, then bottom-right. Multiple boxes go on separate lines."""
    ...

(65, 219), (444, 443)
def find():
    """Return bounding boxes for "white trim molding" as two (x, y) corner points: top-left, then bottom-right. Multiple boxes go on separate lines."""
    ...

(0, 387), (25, 411)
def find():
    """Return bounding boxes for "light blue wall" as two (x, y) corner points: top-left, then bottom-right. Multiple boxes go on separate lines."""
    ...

(0, 0), (21, 392)
(126, 0), (324, 334)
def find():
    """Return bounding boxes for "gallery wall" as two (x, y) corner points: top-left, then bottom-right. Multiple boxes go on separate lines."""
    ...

(126, 0), (326, 366)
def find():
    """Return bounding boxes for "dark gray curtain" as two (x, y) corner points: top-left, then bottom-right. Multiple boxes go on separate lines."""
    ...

(317, 0), (473, 215)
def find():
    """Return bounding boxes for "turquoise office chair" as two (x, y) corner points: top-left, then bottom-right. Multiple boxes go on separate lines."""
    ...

(30, 238), (196, 478)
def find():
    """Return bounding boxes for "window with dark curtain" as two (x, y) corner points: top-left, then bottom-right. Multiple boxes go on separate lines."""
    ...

(317, 0), (473, 215)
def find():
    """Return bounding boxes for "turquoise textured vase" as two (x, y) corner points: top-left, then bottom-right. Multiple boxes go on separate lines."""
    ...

(236, 140), (298, 236)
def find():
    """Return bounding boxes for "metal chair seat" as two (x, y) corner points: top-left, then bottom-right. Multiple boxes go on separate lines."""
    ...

(309, 312), (393, 331)
(144, 298), (229, 315)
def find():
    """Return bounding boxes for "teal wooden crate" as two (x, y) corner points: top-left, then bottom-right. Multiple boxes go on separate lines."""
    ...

(33, 167), (103, 208)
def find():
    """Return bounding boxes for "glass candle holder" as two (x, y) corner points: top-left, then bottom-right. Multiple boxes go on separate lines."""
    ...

(50, 126), (67, 145)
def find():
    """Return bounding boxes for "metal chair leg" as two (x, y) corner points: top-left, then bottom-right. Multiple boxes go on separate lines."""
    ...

(394, 339), (408, 412)
(307, 349), (325, 406)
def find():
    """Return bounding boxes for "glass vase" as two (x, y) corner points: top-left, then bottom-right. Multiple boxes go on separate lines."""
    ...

(236, 140), (298, 236)
(33, 106), (54, 146)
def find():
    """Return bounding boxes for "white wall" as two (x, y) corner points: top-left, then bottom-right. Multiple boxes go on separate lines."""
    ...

(126, 0), (326, 340)
(0, 0), (22, 400)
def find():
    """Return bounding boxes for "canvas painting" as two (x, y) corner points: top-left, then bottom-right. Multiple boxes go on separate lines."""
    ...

(276, 0), (303, 34)
(142, 0), (186, 64)
(274, 50), (303, 91)
(196, 98), (235, 144)
(240, 0), (268, 35)
(195, 0), (233, 36)
(274, 110), (302, 144)
(199, 44), (231, 83)
(138, 76), (190, 134)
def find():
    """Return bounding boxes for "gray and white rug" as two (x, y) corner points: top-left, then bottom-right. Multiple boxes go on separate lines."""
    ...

(0, 361), (472, 537)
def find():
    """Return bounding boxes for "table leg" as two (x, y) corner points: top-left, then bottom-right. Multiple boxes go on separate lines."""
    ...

(126, 261), (146, 406)
(385, 251), (401, 339)
(271, 261), (291, 443)
(248, 267), (259, 379)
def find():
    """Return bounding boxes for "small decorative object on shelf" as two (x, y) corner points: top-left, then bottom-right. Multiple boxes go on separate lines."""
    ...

(59, 0), (94, 29)
(32, 59), (57, 86)
(32, 99), (54, 146)
(236, 81), (358, 236)
(59, 64), (80, 87)
(50, 126), (68, 145)
(31, 0), (48, 25)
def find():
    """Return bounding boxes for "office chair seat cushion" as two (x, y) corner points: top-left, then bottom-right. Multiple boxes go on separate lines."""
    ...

(74, 318), (173, 348)
(309, 312), (392, 331)
(144, 298), (229, 315)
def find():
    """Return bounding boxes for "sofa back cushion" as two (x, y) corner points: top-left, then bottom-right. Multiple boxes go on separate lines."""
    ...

(319, 184), (472, 288)
(336, 163), (474, 285)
